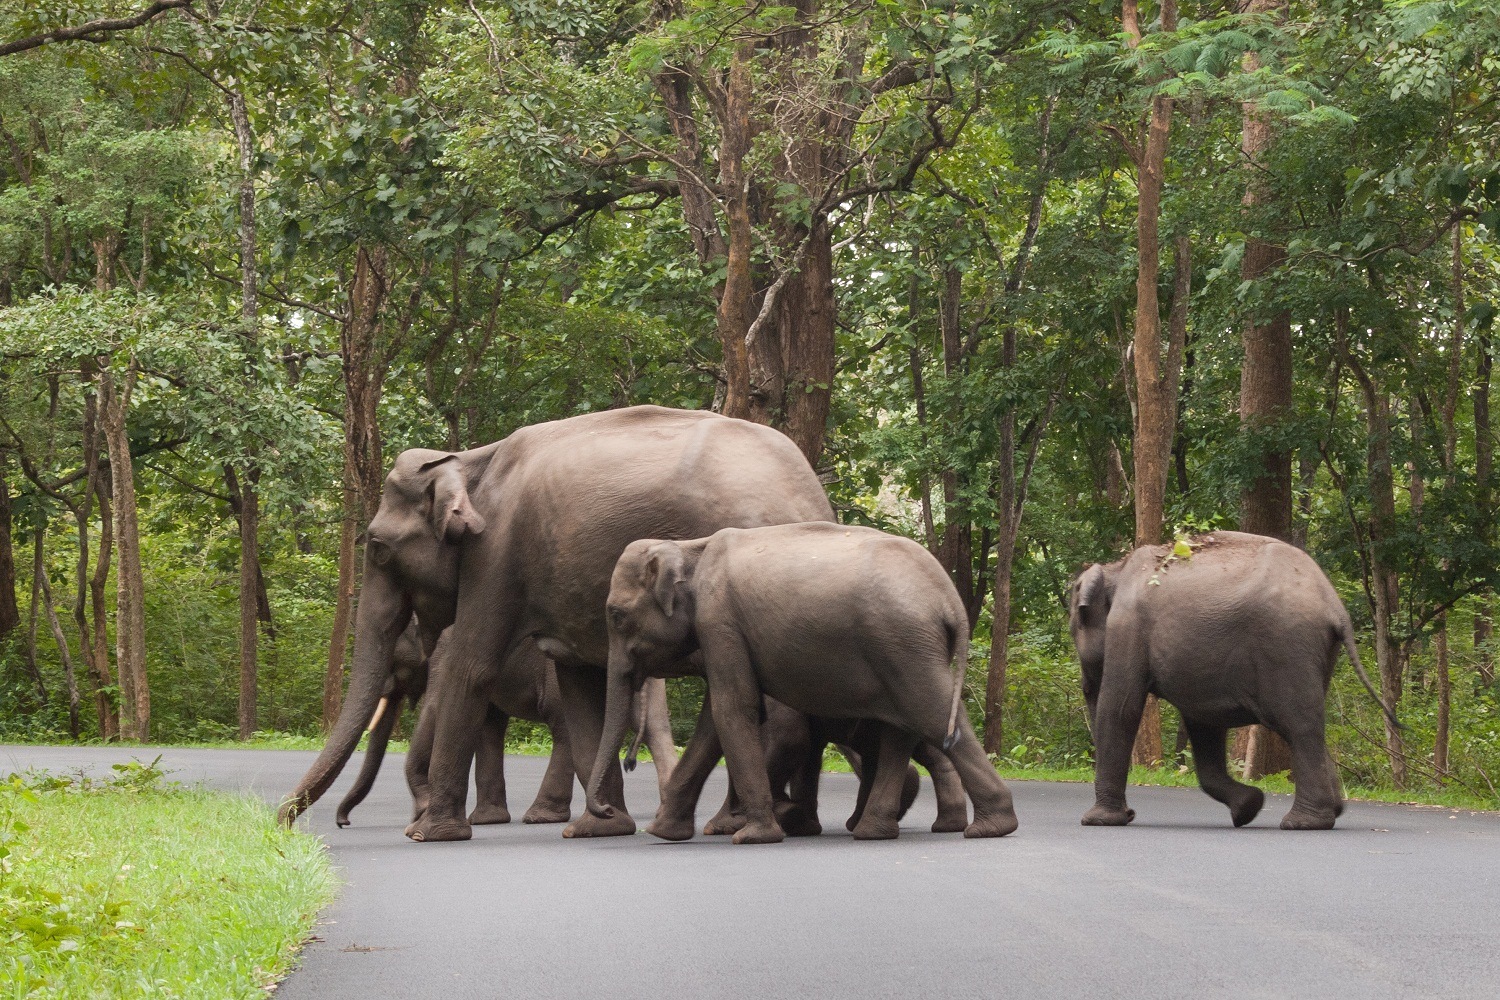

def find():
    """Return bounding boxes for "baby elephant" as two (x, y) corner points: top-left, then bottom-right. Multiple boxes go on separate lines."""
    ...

(589, 522), (1018, 843)
(1070, 530), (1396, 830)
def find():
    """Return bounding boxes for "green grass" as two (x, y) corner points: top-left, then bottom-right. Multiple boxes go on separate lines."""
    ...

(0, 764), (338, 999)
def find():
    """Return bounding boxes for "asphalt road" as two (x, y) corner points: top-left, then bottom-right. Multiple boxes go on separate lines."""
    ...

(4, 745), (1497, 999)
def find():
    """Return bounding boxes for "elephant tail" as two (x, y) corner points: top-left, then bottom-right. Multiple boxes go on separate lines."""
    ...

(1341, 621), (1403, 732)
(942, 617), (968, 752)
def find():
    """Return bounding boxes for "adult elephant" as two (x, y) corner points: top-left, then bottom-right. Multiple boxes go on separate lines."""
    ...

(1069, 530), (1398, 830)
(283, 405), (832, 842)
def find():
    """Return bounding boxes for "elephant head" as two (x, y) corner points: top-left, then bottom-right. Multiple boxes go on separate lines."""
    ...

(279, 448), (488, 824)
(1068, 562), (1116, 729)
(587, 539), (701, 818)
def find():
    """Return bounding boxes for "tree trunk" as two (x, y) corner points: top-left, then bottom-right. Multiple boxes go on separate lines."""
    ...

(1364, 388), (1408, 788)
(36, 525), (79, 738)
(1476, 328), (1494, 685)
(23, 523), (49, 705)
(0, 455), (19, 638)
(773, 218), (836, 464)
(984, 557), (1014, 757)
(1434, 614), (1450, 780)
(88, 466), (117, 739)
(1234, 0), (1296, 774)
(99, 363), (148, 742)
(228, 85), (262, 742)
(323, 245), (389, 729)
(714, 40), (757, 423)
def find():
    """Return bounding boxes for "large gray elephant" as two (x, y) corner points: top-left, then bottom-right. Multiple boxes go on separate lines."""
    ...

(590, 523), (1019, 843)
(1069, 530), (1397, 830)
(284, 405), (834, 842)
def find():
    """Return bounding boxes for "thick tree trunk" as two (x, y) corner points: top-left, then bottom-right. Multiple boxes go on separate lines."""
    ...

(323, 245), (389, 729)
(984, 559), (1014, 757)
(773, 219), (836, 464)
(714, 40), (757, 423)
(99, 364), (149, 741)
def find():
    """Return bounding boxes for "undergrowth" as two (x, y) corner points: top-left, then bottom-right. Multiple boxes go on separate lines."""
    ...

(0, 758), (337, 998)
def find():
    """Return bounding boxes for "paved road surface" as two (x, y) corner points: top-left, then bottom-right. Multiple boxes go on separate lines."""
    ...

(4, 745), (1497, 999)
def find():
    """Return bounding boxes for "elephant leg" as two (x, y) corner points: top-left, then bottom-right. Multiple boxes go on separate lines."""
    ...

(641, 677), (680, 796)
(336, 693), (402, 828)
(1082, 669), (1147, 827)
(647, 692), (723, 842)
(1279, 725), (1342, 830)
(775, 739), (823, 837)
(942, 714), (1018, 838)
(558, 661), (636, 838)
(468, 706), (511, 825)
(524, 716), (574, 824)
(404, 691), (439, 823)
(701, 633), (783, 845)
(404, 660), (485, 843)
(1183, 721), (1263, 827)
(912, 740), (968, 833)
(841, 743), (874, 832)
(851, 725), (917, 840)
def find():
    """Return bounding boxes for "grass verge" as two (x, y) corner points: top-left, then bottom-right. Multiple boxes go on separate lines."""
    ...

(1, 761), (338, 998)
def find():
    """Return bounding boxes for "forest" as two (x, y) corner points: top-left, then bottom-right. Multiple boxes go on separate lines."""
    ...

(0, 0), (1497, 803)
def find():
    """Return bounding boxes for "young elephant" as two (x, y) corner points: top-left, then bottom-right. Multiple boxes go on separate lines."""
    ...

(590, 522), (1018, 843)
(1070, 530), (1396, 830)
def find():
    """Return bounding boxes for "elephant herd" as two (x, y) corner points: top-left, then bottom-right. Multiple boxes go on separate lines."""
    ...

(279, 405), (1393, 839)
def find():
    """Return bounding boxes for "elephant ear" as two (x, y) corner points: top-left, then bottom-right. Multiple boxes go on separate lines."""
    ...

(1076, 564), (1109, 612)
(420, 455), (487, 543)
(645, 543), (687, 618)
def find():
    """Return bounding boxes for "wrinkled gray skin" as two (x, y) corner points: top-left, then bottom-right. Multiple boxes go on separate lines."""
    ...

(283, 406), (833, 842)
(689, 697), (970, 837)
(334, 622), (679, 829)
(592, 523), (1018, 843)
(1069, 530), (1395, 831)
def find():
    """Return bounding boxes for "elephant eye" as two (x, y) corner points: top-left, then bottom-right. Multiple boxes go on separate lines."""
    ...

(607, 606), (627, 629)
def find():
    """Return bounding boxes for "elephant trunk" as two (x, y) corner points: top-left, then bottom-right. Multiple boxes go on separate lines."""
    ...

(335, 692), (402, 828)
(279, 564), (411, 825)
(586, 654), (636, 819)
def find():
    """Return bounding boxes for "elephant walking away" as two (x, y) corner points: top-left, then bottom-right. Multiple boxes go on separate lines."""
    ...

(591, 523), (1019, 843)
(284, 405), (834, 842)
(1069, 530), (1399, 830)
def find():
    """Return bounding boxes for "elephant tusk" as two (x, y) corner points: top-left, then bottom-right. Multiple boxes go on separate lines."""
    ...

(365, 696), (389, 733)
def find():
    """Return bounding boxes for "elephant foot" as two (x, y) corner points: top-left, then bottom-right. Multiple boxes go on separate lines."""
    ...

(931, 809), (969, 834)
(774, 801), (822, 837)
(522, 801), (571, 824)
(468, 803), (512, 826)
(405, 815), (473, 843)
(646, 814), (698, 842)
(851, 814), (900, 841)
(1228, 787), (1266, 828)
(731, 819), (786, 845)
(964, 810), (1018, 838)
(1279, 807), (1337, 831)
(562, 810), (637, 839)
(1081, 803), (1135, 827)
(702, 806), (744, 836)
